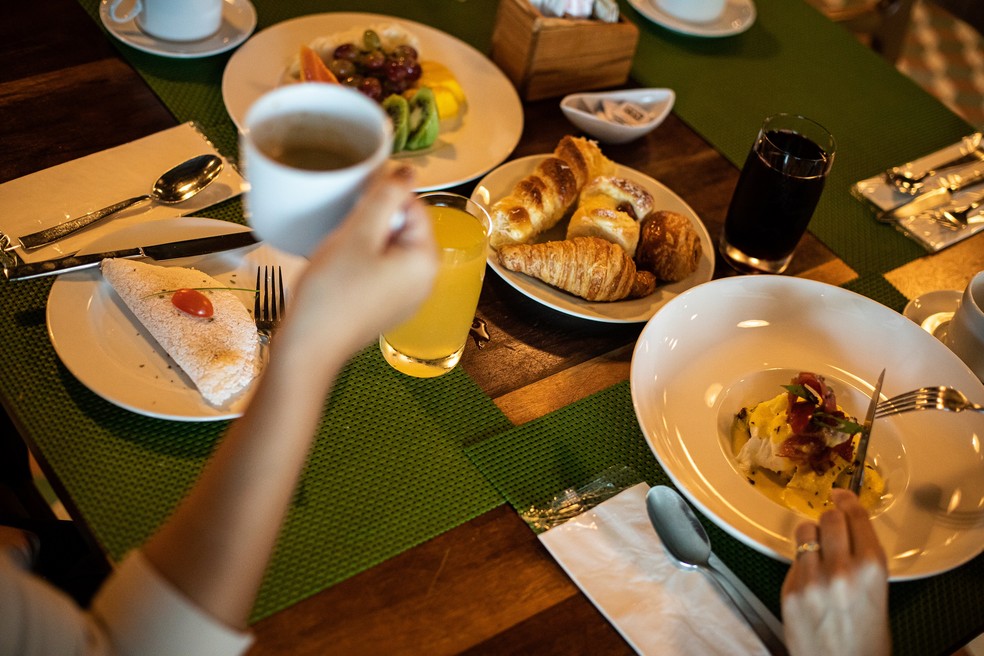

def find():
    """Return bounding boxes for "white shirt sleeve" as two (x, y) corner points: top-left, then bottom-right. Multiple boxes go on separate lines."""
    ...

(0, 549), (254, 656)
(91, 550), (254, 656)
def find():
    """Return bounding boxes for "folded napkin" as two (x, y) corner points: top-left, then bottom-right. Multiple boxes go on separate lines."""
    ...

(539, 483), (775, 656)
(852, 133), (984, 252)
(0, 122), (246, 264)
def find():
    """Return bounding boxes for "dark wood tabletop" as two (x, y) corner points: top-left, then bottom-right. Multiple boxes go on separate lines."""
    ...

(2, 1), (983, 654)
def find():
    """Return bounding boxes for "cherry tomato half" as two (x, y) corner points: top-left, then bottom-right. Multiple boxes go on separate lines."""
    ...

(171, 288), (213, 318)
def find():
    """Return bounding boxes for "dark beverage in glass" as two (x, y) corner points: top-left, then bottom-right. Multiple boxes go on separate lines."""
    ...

(719, 114), (835, 274)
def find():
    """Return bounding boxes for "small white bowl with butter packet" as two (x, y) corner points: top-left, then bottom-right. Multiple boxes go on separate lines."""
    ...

(560, 88), (675, 144)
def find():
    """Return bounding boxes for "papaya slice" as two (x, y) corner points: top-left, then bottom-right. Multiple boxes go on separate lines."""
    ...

(382, 94), (410, 153)
(405, 87), (440, 151)
(299, 45), (339, 84)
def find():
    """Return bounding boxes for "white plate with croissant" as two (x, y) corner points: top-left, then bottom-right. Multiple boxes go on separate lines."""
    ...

(472, 149), (714, 323)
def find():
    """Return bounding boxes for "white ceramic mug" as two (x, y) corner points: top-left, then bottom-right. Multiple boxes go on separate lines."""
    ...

(108, 0), (223, 42)
(656, 0), (726, 23)
(945, 271), (984, 382)
(241, 84), (392, 257)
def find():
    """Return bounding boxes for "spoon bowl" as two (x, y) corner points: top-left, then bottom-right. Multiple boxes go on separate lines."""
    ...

(19, 153), (223, 250)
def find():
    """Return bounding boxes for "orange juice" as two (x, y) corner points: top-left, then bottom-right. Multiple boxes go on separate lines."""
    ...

(380, 196), (489, 377)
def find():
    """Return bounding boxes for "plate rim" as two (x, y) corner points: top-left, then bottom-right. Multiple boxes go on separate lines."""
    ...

(629, 275), (984, 580)
(220, 11), (524, 191)
(626, 0), (756, 38)
(472, 154), (715, 323)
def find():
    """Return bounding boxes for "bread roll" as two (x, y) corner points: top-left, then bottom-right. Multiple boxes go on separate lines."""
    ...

(565, 176), (653, 256)
(566, 206), (639, 257)
(101, 259), (259, 406)
(497, 236), (655, 301)
(489, 136), (615, 249)
(635, 210), (702, 282)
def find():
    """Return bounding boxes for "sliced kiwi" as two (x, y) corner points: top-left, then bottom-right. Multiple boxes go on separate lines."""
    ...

(382, 94), (409, 153)
(405, 87), (440, 151)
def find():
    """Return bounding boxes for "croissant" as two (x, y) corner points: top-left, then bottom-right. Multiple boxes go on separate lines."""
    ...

(498, 236), (655, 301)
(635, 210), (702, 282)
(566, 176), (653, 256)
(489, 136), (615, 250)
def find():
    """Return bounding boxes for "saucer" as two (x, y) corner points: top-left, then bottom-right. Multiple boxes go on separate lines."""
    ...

(626, 0), (756, 37)
(903, 289), (962, 341)
(99, 0), (257, 59)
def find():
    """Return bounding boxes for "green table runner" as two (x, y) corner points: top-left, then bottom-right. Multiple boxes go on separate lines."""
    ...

(622, 0), (974, 282)
(2, 266), (509, 620)
(466, 381), (984, 656)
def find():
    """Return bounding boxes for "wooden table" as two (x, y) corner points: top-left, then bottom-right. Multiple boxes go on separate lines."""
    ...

(2, 1), (982, 654)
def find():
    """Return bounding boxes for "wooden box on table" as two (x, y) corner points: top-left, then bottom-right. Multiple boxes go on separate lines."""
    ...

(491, 0), (640, 101)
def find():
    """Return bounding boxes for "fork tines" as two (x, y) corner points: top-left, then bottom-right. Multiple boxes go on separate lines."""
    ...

(254, 265), (285, 338)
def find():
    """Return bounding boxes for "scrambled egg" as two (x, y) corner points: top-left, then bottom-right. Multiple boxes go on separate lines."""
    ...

(732, 391), (884, 519)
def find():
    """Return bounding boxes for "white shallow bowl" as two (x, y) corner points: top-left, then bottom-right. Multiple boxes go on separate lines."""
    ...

(630, 276), (984, 580)
(560, 88), (675, 144)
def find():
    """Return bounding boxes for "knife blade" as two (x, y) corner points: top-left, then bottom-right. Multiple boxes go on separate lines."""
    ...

(849, 368), (886, 495)
(876, 168), (984, 223)
(3, 231), (258, 281)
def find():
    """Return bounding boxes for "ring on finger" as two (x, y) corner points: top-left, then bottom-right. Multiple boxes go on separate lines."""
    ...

(795, 541), (821, 557)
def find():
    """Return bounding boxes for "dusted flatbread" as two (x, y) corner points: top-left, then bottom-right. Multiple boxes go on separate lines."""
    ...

(101, 259), (259, 406)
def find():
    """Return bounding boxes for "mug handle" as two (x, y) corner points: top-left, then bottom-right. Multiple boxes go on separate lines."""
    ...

(109, 0), (143, 23)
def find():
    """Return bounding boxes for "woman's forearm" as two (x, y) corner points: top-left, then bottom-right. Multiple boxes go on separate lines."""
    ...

(142, 334), (345, 628)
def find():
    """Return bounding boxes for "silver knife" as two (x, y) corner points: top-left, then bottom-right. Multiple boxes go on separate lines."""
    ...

(876, 168), (984, 223)
(849, 368), (886, 495)
(3, 231), (258, 281)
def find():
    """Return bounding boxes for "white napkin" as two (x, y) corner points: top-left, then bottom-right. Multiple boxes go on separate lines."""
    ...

(851, 133), (984, 252)
(538, 483), (776, 656)
(0, 122), (246, 264)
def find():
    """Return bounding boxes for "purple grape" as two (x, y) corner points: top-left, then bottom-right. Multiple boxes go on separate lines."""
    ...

(392, 45), (418, 64)
(406, 62), (422, 82)
(333, 43), (359, 61)
(384, 58), (408, 82)
(358, 76), (383, 101)
(360, 49), (386, 72)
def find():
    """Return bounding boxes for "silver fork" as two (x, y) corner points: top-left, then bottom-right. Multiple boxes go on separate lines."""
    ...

(875, 386), (983, 418)
(254, 265), (285, 342)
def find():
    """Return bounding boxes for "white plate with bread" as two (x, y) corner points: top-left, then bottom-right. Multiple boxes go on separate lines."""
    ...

(46, 217), (307, 421)
(472, 151), (714, 323)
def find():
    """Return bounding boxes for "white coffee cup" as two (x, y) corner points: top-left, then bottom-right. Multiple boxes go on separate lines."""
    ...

(945, 270), (984, 382)
(656, 0), (726, 23)
(241, 84), (392, 257)
(108, 0), (223, 42)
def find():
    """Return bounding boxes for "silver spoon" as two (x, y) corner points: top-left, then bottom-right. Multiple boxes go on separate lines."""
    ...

(18, 154), (223, 250)
(645, 486), (788, 656)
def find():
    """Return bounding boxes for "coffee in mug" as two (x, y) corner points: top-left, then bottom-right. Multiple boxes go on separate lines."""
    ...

(241, 84), (392, 257)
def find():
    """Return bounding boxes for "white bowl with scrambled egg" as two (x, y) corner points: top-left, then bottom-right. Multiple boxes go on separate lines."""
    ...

(629, 275), (984, 580)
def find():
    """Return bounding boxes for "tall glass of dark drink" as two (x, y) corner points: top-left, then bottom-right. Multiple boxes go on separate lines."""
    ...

(719, 114), (835, 274)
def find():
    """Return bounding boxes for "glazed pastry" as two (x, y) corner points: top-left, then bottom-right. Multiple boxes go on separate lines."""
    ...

(565, 176), (653, 256)
(635, 210), (702, 282)
(489, 136), (615, 249)
(497, 236), (655, 301)
(566, 206), (639, 257)
(579, 175), (654, 221)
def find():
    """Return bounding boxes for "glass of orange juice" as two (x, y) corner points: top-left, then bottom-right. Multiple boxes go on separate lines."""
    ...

(379, 192), (490, 377)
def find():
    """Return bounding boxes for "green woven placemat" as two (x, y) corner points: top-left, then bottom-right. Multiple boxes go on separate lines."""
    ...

(465, 381), (984, 656)
(3, 271), (508, 622)
(622, 0), (973, 280)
